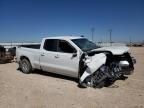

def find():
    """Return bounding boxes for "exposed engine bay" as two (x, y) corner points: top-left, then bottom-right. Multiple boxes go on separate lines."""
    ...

(79, 50), (136, 88)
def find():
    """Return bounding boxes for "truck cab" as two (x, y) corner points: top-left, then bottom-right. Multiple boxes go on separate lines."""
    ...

(39, 37), (82, 77)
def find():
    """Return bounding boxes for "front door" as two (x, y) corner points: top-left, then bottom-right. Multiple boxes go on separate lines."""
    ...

(54, 39), (79, 77)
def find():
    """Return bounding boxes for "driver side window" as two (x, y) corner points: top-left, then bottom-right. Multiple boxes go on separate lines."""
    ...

(58, 40), (76, 53)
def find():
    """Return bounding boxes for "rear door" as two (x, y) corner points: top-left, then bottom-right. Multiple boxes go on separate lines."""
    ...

(40, 39), (60, 73)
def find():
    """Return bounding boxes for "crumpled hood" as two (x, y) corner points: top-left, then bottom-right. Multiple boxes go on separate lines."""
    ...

(93, 46), (129, 55)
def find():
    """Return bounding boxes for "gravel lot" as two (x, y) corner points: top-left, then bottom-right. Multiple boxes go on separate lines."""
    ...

(0, 47), (144, 108)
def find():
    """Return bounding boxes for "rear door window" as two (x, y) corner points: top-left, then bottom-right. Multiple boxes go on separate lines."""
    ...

(43, 39), (58, 52)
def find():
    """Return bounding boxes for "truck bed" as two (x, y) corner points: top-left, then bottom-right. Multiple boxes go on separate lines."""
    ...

(20, 44), (40, 49)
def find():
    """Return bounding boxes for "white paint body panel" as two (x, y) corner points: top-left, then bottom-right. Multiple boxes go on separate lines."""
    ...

(16, 47), (41, 69)
(80, 53), (106, 82)
(93, 46), (129, 55)
(40, 49), (79, 78)
(16, 36), (81, 78)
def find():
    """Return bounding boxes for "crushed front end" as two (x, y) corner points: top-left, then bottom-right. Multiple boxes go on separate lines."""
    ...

(78, 51), (136, 88)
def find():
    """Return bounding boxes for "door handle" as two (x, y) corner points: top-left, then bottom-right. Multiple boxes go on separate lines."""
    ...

(41, 53), (45, 56)
(54, 55), (59, 58)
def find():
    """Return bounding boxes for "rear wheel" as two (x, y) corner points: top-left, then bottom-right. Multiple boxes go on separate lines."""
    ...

(20, 58), (32, 74)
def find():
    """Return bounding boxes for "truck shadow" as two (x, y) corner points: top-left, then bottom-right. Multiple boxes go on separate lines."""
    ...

(104, 75), (128, 88)
(17, 68), (129, 88)
(32, 70), (128, 88)
(32, 70), (78, 83)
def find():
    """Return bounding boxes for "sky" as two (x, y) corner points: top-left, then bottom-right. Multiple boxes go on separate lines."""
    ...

(0, 0), (144, 42)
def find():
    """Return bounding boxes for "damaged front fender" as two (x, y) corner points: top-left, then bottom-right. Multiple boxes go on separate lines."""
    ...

(80, 53), (106, 83)
(79, 51), (136, 88)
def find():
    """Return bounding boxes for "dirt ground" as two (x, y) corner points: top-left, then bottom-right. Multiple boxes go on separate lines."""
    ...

(0, 47), (144, 108)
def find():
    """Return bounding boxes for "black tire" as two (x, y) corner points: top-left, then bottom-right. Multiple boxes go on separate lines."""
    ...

(78, 82), (87, 88)
(20, 58), (32, 74)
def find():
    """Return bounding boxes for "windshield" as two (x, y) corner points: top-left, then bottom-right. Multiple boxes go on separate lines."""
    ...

(72, 38), (98, 52)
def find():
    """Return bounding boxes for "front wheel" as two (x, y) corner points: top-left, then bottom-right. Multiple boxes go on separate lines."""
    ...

(20, 59), (32, 74)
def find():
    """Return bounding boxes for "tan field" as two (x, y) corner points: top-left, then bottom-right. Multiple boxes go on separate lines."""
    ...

(0, 47), (144, 108)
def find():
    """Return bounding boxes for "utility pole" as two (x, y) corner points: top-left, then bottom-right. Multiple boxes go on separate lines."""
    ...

(109, 29), (112, 46)
(129, 36), (132, 47)
(91, 28), (95, 42)
(129, 36), (132, 53)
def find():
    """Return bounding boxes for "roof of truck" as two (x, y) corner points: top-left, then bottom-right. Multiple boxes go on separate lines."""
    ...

(43, 36), (85, 40)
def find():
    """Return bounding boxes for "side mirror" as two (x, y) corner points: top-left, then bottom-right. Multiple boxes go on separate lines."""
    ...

(72, 53), (77, 57)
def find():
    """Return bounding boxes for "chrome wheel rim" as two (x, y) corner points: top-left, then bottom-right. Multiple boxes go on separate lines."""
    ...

(22, 61), (28, 72)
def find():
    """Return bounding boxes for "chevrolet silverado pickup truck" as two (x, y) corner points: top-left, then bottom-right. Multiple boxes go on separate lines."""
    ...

(16, 36), (136, 88)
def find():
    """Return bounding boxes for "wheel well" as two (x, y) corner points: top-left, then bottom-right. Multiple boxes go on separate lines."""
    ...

(20, 56), (30, 63)
(20, 56), (33, 68)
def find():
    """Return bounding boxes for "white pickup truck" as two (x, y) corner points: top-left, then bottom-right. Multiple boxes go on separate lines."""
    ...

(16, 36), (136, 88)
